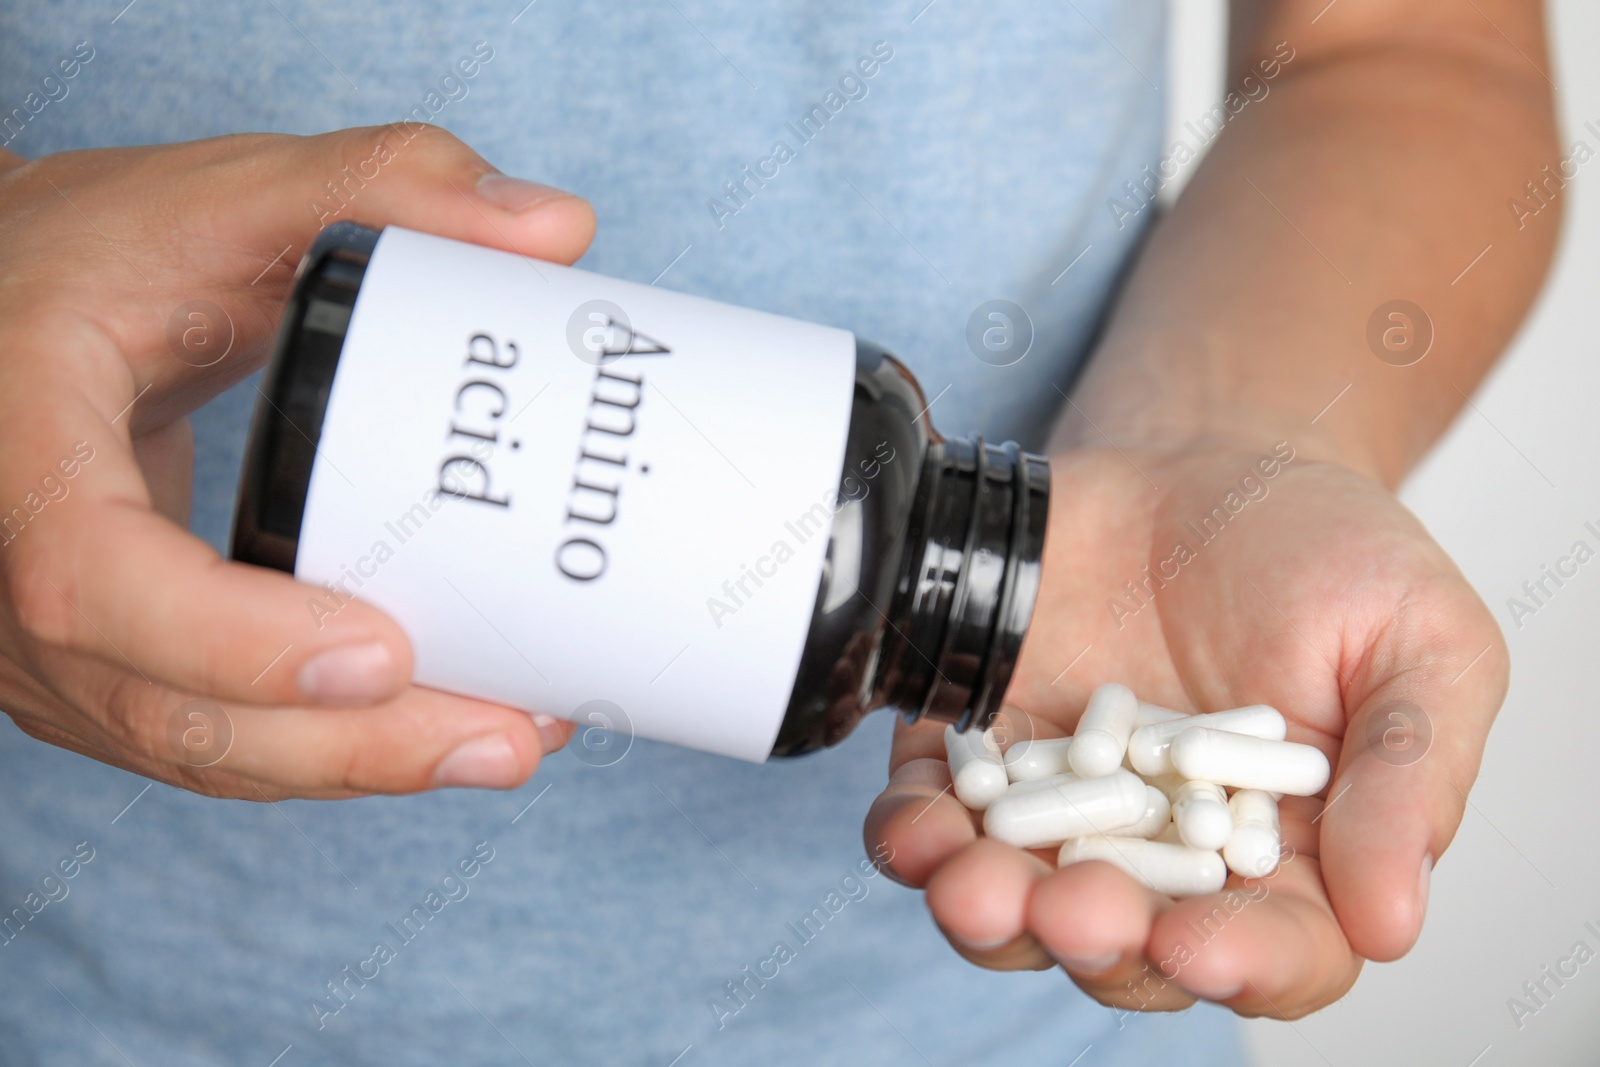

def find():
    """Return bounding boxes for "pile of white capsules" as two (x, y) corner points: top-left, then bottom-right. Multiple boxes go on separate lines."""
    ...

(944, 683), (1330, 897)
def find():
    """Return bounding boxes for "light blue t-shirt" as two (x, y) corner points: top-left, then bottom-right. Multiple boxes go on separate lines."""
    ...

(0, 3), (1248, 1064)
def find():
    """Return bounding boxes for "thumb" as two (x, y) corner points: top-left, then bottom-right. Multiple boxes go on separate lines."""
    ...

(287, 123), (597, 266)
(1319, 577), (1509, 962)
(30, 124), (596, 421)
(0, 125), (595, 711)
(224, 123), (596, 359)
(201, 123), (595, 405)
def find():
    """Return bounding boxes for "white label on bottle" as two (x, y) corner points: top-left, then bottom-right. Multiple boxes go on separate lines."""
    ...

(295, 227), (856, 761)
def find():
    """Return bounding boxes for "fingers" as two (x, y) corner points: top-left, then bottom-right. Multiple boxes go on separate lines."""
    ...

(151, 124), (594, 414)
(0, 379), (416, 708)
(277, 124), (596, 266)
(1320, 576), (1509, 962)
(216, 685), (573, 796)
(0, 126), (602, 719)
(925, 838), (1055, 971)
(909, 834), (1362, 1018)
(1031, 860), (1198, 1011)
(871, 709), (1065, 887)
(1148, 857), (1362, 1019)
(29, 124), (596, 281)
(870, 742), (1364, 1017)
(3, 429), (417, 709)
(1030, 859), (1172, 974)
(1026, 843), (1359, 1018)
(4, 126), (596, 426)
(865, 755), (978, 887)
(12, 642), (574, 798)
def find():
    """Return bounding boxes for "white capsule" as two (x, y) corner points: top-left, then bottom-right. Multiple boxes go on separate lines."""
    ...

(1123, 785), (1173, 839)
(1225, 789), (1282, 878)
(1170, 728), (1330, 796)
(1171, 779), (1234, 851)
(944, 724), (1009, 810)
(1057, 835), (1228, 898)
(1003, 771), (1080, 797)
(1126, 704), (1286, 777)
(1144, 771), (1190, 802)
(983, 769), (1148, 849)
(1003, 736), (1075, 783)
(1135, 702), (1189, 729)
(1126, 706), (1185, 771)
(1068, 683), (1139, 777)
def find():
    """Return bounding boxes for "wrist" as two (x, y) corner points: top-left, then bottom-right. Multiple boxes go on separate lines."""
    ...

(1049, 330), (1393, 485)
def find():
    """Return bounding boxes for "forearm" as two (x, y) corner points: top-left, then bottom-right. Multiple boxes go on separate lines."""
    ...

(1060, 0), (1561, 487)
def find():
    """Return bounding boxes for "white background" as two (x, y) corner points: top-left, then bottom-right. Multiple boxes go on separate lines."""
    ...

(1163, 1), (1600, 1063)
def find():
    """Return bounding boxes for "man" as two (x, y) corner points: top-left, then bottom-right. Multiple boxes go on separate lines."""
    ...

(0, 0), (1553, 1062)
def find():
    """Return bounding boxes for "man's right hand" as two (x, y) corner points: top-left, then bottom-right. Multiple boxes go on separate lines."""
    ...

(0, 125), (594, 799)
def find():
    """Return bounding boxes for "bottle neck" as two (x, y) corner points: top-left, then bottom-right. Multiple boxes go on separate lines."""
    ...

(876, 433), (1049, 732)
(233, 222), (378, 572)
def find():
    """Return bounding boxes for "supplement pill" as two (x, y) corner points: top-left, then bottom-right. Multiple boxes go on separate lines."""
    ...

(1068, 683), (1139, 777)
(1004, 736), (1075, 783)
(1126, 704), (1287, 777)
(1224, 789), (1282, 877)
(1134, 703), (1189, 729)
(1001, 772), (1081, 797)
(1143, 771), (1190, 801)
(1170, 728), (1330, 796)
(944, 725), (1009, 810)
(1057, 835), (1228, 898)
(983, 769), (1148, 849)
(1171, 779), (1234, 851)
(1123, 784), (1173, 839)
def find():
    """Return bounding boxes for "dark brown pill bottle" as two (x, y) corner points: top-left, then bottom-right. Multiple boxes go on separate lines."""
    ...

(232, 223), (1049, 761)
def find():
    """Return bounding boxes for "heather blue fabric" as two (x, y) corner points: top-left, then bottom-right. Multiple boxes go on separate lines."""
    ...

(0, 3), (1250, 1064)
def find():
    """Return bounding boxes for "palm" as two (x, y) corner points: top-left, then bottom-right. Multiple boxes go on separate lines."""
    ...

(868, 442), (1507, 1018)
(1010, 443), (1437, 741)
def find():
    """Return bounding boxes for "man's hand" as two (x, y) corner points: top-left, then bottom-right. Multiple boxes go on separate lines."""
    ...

(866, 434), (1507, 1017)
(0, 125), (594, 799)
(867, 0), (1556, 1020)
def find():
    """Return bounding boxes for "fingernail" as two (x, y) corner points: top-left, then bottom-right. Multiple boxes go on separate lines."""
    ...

(1176, 976), (1244, 1000)
(1417, 852), (1434, 924)
(949, 931), (1013, 952)
(298, 641), (396, 704)
(432, 734), (521, 790)
(874, 860), (910, 887)
(531, 713), (568, 754)
(1052, 950), (1120, 974)
(475, 172), (574, 212)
